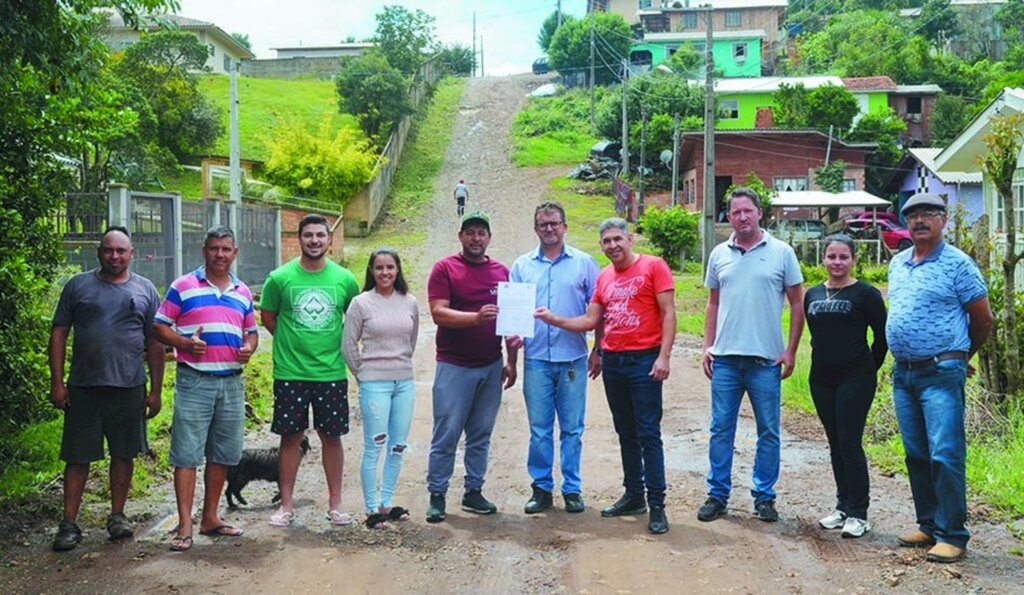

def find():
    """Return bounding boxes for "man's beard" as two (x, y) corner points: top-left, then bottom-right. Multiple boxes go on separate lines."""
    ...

(302, 249), (327, 261)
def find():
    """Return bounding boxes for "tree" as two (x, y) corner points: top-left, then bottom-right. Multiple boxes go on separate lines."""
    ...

(725, 172), (777, 216)
(805, 84), (859, 134)
(336, 49), (412, 144)
(639, 206), (700, 269)
(849, 107), (906, 194)
(372, 5), (437, 75)
(930, 94), (972, 148)
(548, 12), (631, 85)
(996, 0), (1024, 43)
(979, 113), (1024, 396)
(437, 43), (475, 76)
(537, 11), (574, 53)
(666, 44), (703, 78)
(231, 32), (252, 51)
(813, 160), (846, 193)
(595, 72), (703, 142)
(919, 0), (961, 45)
(772, 83), (809, 128)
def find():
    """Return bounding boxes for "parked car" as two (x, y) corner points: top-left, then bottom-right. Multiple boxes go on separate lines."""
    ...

(840, 210), (902, 226)
(532, 57), (549, 75)
(844, 218), (913, 251)
(768, 218), (828, 241)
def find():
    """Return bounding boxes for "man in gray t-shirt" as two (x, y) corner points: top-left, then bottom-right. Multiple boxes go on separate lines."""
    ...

(697, 188), (804, 525)
(48, 227), (165, 552)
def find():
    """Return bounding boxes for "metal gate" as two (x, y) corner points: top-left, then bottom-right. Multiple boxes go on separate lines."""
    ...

(129, 192), (178, 289)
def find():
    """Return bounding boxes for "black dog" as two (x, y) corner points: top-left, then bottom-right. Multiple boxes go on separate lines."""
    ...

(226, 435), (311, 508)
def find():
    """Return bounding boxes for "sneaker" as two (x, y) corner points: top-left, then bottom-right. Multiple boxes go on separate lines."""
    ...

(524, 485), (553, 515)
(52, 520), (83, 552)
(563, 493), (585, 514)
(600, 494), (647, 517)
(106, 512), (134, 540)
(818, 510), (847, 530)
(461, 489), (498, 515)
(696, 497), (727, 522)
(841, 516), (871, 538)
(426, 493), (446, 523)
(754, 500), (779, 523)
(648, 505), (670, 534)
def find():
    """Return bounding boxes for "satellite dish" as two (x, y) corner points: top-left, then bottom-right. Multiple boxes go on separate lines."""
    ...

(660, 150), (673, 167)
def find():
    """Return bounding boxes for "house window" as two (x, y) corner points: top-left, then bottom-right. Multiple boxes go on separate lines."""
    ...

(733, 42), (747, 62)
(208, 43), (216, 57)
(720, 100), (739, 120)
(906, 96), (922, 114)
(995, 184), (1024, 231)
(692, 42), (706, 54)
(680, 12), (697, 29)
(223, 54), (232, 72)
(773, 177), (808, 192)
(725, 10), (742, 28)
(842, 179), (856, 192)
(638, 0), (653, 8)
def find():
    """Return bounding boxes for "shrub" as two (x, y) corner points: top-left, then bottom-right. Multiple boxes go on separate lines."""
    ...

(639, 206), (700, 269)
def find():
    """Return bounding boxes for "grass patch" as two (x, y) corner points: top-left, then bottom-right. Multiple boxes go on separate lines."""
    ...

(153, 167), (204, 199)
(198, 74), (359, 161)
(511, 87), (601, 167)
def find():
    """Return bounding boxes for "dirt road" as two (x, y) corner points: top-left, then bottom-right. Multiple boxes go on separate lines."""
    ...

(3, 75), (1023, 594)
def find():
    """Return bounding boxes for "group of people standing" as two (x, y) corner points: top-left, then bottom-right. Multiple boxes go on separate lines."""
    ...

(48, 186), (992, 564)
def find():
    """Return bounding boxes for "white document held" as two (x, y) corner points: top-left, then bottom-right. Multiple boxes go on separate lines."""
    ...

(496, 282), (536, 338)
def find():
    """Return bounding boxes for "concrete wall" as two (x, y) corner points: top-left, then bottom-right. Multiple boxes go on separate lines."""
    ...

(241, 57), (342, 80)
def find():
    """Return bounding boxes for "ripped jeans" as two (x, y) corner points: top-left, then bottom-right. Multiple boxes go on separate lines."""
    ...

(358, 379), (415, 514)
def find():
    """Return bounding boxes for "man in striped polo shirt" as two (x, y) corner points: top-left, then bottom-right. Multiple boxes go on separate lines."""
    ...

(153, 226), (259, 552)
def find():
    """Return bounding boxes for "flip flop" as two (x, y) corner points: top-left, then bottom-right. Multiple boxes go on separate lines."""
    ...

(199, 524), (243, 537)
(386, 506), (410, 521)
(268, 511), (294, 527)
(365, 513), (389, 529)
(169, 534), (193, 552)
(326, 510), (353, 526)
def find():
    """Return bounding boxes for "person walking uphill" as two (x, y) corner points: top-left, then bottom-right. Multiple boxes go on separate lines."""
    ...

(804, 235), (888, 539)
(700, 187), (804, 524)
(535, 217), (676, 535)
(454, 179), (469, 216)
(425, 211), (521, 523)
(886, 193), (992, 563)
(153, 226), (259, 552)
(343, 248), (419, 529)
(49, 227), (165, 551)
(260, 214), (361, 528)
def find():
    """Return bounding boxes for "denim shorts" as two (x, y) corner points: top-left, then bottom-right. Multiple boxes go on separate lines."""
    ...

(169, 365), (245, 468)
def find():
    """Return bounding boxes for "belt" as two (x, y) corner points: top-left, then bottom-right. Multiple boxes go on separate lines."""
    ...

(601, 347), (661, 357)
(177, 363), (243, 377)
(897, 351), (968, 369)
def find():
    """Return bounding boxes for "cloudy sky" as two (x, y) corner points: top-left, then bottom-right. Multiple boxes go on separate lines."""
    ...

(176, 0), (587, 76)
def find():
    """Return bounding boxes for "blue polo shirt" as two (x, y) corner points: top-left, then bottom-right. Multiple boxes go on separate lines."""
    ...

(886, 241), (987, 361)
(704, 230), (803, 360)
(510, 244), (599, 362)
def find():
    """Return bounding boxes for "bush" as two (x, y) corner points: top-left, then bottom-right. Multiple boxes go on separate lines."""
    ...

(639, 206), (700, 269)
(263, 115), (377, 205)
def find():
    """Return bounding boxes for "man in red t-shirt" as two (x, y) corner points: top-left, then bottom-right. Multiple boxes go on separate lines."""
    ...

(535, 217), (676, 535)
(425, 211), (521, 523)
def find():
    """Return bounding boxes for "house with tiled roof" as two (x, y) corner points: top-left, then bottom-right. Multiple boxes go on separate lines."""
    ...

(101, 12), (255, 74)
(841, 77), (896, 125)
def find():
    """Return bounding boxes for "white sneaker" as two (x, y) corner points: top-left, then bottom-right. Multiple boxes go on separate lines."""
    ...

(818, 510), (847, 529)
(841, 516), (871, 538)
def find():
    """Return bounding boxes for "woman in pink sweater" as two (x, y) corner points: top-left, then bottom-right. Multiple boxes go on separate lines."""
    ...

(343, 248), (419, 529)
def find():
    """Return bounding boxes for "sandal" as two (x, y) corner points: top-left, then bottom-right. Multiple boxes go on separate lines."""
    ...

(326, 510), (353, 526)
(169, 534), (193, 552)
(386, 506), (410, 521)
(364, 513), (389, 529)
(199, 524), (243, 537)
(268, 511), (294, 527)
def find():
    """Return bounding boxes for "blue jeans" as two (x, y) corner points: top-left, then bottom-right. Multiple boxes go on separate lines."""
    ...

(707, 356), (781, 505)
(523, 357), (588, 495)
(358, 379), (415, 514)
(892, 358), (969, 547)
(601, 350), (665, 507)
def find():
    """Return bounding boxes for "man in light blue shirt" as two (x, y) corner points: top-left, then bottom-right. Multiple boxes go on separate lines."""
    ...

(510, 201), (600, 515)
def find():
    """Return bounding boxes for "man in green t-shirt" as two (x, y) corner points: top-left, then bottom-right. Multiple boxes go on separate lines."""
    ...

(260, 214), (360, 527)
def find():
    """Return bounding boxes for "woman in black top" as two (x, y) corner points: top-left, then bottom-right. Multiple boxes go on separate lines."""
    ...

(804, 234), (887, 538)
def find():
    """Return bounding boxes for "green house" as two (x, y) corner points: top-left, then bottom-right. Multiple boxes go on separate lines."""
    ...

(629, 30), (764, 78)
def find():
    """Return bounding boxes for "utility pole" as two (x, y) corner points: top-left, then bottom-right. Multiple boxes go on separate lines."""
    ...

(620, 58), (629, 181)
(229, 60), (240, 272)
(639, 107), (647, 217)
(701, 5), (716, 272)
(472, 12), (477, 77)
(557, 0), (562, 27)
(589, 7), (596, 131)
(671, 113), (681, 207)
(480, 36), (484, 77)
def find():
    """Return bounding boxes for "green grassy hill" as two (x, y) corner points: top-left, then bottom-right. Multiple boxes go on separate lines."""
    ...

(197, 74), (359, 162)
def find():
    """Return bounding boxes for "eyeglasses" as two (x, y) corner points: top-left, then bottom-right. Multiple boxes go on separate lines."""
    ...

(535, 221), (564, 230)
(905, 210), (944, 221)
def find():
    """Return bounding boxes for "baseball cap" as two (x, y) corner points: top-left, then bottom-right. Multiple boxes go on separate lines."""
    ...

(900, 193), (946, 215)
(460, 211), (491, 231)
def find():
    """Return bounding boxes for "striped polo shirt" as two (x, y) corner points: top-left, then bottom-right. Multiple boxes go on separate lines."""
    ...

(156, 267), (258, 375)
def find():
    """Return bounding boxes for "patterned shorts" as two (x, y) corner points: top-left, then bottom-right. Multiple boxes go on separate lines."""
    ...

(271, 379), (349, 437)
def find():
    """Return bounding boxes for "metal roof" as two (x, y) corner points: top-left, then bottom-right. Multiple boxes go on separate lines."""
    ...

(643, 29), (766, 42)
(773, 191), (891, 208)
(908, 148), (982, 184)
(708, 75), (844, 93)
(894, 84), (944, 94)
(640, 0), (788, 11)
